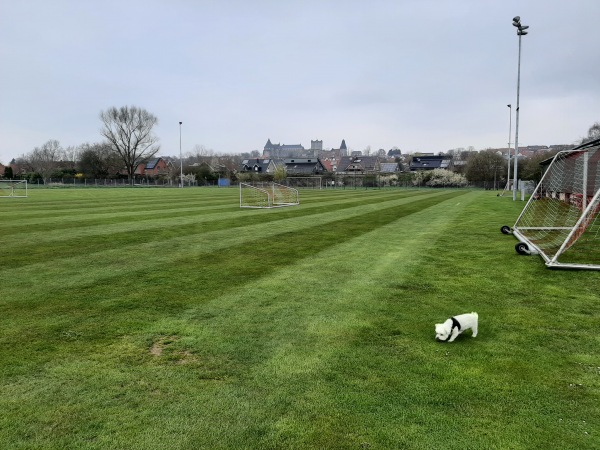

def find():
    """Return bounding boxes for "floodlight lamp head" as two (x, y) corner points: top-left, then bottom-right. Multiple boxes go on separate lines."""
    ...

(520, 25), (529, 30)
(518, 30), (528, 35)
(513, 16), (520, 23)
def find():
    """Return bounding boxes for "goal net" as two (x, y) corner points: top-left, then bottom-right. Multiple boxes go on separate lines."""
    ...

(0, 180), (28, 198)
(284, 177), (323, 189)
(239, 182), (299, 208)
(511, 140), (600, 269)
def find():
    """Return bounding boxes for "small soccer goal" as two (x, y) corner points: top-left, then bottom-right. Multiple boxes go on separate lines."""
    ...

(239, 182), (300, 209)
(0, 180), (28, 198)
(504, 139), (600, 270)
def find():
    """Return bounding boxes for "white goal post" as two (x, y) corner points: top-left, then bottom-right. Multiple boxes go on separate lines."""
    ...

(507, 139), (600, 270)
(240, 182), (300, 208)
(0, 180), (28, 198)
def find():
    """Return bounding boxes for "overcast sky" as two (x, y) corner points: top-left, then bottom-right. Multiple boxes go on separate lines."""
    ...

(1, 0), (599, 164)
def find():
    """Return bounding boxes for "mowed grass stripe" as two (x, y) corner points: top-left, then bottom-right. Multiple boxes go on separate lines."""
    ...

(169, 190), (479, 376)
(0, 190), (446, 294)
(0, 188), (424, 231)
(0, 187), (413, 233)
(0, 191), (468, 371)
(0, 189), (467, 308)
(0, 190), (233, 227)
(1, 190), (457, 270)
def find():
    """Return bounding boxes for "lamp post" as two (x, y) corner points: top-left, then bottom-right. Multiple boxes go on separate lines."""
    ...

(507, 104), (512, 190)
(512, 16), (529, 201)
(179, 121), (183, 187)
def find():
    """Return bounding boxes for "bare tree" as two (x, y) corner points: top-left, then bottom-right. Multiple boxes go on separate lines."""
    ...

(584, 122), (600, 143)
(100, 106), (160, 184)
(188, 144), (214, 166)
(27, 139), (63, 183)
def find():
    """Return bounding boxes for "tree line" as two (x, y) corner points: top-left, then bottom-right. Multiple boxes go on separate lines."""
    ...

(5, 106), (248, 185)
(4, 106), (599, 188)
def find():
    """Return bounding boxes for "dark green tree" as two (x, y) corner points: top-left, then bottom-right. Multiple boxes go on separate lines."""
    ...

(465, 150), (506, 189)
(78, 142), (121, 178)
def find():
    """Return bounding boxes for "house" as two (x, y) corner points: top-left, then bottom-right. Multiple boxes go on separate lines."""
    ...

(409, 155), (451, 171)
(536, 141), (600, 212)
(379, 162), (399, 173)
(283, 158), (327, 176)
(337, 156), (380, 174)
(321, 159), (335, 173)
(135, 157), (170, 177)
(239, 158), (278, 174)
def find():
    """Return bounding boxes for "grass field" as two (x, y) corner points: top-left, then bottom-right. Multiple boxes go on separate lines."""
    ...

(0, 187), (598, 449)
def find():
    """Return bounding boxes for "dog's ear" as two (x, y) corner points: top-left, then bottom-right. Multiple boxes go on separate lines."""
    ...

(435, 324), (443, 333)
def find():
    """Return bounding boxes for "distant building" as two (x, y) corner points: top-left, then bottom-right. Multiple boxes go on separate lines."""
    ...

(134, 157), (170, 177)
(240, 158), (277, 174)
(339, 139), (348, 157)
(311, 140), (323, 152)
(409, 155), (451, 171)
(263, 139), (306, 158)
(379, 162), (399, 173)
(337, 156), (380, 174)
(549, 144), (576, 152)
(525, 145), (550, 152)
(283, 158), (327, 175)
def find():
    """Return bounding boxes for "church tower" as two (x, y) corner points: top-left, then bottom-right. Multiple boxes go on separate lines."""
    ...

(340, 139), (348, 157)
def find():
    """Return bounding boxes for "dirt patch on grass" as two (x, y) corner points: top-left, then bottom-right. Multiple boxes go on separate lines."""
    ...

(174, 350), (197, 364)
(149, 335), (179, 356)
(149, 336), (198, 364)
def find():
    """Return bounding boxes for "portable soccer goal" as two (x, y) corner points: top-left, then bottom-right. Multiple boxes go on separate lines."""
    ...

(239, 182), (300, 208)
(0, 180), (28, 198)
(502, 139), (600, 270)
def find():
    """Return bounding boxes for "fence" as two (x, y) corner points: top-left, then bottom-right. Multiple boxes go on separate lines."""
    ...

(20, 174), (477, 189)
(28, 178), (200, 187)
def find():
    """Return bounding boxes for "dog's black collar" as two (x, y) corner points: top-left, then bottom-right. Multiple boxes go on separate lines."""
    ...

(442, 317), (461, 342)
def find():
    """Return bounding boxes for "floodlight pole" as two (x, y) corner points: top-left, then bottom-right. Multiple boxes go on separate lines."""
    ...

(179, 121), (183, 187)
(512, 16), (528, 201)
(507, 104), (512, 189)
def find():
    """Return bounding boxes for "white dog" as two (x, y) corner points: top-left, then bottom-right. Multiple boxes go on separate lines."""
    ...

(435, 312), (478, 342)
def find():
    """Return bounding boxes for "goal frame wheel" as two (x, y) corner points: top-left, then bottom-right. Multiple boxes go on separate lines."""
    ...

(515, 242), (530, 255)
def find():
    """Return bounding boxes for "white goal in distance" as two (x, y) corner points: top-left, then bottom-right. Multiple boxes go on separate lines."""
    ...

(506, 139), (600, 270)
(0, 180), (28, 198)
(239, 182), (300, 208)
